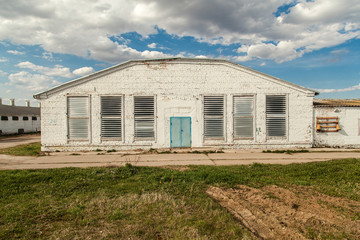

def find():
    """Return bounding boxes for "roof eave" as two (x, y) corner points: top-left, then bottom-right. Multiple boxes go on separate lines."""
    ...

(33, 57), (318, 99)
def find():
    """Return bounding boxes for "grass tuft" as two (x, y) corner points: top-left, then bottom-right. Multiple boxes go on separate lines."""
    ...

(0, 142), (41, 156)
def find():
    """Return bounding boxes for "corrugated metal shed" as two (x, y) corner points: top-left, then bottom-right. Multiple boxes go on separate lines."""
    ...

(314, 99), (360, 107)
(0, 105), (40, 116)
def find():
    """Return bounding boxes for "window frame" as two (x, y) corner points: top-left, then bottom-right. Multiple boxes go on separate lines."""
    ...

(12, 116), (19, 121)
(203, 95), (225, 140)
(233, 95), (254, 140)
(1, 116), (8, 121)
(32, 116), (37, 121)
(133, 95), (156, 141)
(100, 95), (124, 141)
(266, 94), (288, 139)
(67, 96), (90, 141)
(23, 116), (29, 121)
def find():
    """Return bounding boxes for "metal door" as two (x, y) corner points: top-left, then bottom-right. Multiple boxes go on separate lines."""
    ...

(170, 117), (191, 148)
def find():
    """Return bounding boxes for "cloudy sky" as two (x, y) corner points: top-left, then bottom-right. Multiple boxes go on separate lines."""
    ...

(0, 0), (360, 106)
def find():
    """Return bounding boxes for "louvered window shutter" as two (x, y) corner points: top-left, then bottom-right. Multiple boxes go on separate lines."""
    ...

(204, 96), (224, 139)
(101, 96), (122, 138)
(266, 95), (286, 137)
(233, 96), (253, 138)
(68, 96), (89, 139)
(134, 96), (155, 139)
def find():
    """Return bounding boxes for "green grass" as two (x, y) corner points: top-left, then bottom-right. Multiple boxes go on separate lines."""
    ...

(0, 159), (359, 239)
(0, 142), (42, 156)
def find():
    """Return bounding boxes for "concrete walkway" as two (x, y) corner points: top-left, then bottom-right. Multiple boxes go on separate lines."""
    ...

(1, 149), (360, 170)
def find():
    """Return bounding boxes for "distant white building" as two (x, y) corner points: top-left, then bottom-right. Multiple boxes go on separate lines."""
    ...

(0, 98), (41, 135)
(34, 58), (318, 151)
(314, 99), (360, 148)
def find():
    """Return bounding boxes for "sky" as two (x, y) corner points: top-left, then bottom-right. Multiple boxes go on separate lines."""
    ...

(0, 0), (360, 106)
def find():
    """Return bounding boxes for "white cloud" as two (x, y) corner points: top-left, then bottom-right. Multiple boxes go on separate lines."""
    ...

(8, 71), (60, 91)
(0, 57), (7, 62)
(16, 61), (73, 78)
(0, 0), (359, 63)
(72, 67), (95, 76)
(42, 51), (54, 61)
(147, 43), (157, 48)
(316, 83), (360, 93)
(0, 70), (7, 76)
(330, 49), (349, 55)
(7, 50), (25, 55)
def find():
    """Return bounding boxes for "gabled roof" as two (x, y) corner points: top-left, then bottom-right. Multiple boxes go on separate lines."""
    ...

(34, 57), (319, 99)
(314, 99), (360, 107)
(0, 104), (40, 116)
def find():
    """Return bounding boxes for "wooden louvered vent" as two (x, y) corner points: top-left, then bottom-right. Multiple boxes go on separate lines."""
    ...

(204, 96), (224, 139)
(101, 96), (122, 138)
(316, 117), (340, 132)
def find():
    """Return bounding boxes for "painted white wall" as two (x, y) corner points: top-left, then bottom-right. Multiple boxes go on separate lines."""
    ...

(314, 107), (360, 148)
(0, 116), (40, 135)
(40, 60), (314, 151)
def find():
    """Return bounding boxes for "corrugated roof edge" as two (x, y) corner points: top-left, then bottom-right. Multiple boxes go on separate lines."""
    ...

(313, 99), (360, 107)
(33, 57), (319, 99)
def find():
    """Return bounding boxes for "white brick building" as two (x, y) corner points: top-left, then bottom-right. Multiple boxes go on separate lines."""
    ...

(0, 99), (41, 135)
(34, 58), (318, 151)
(314, 99), (360, 148)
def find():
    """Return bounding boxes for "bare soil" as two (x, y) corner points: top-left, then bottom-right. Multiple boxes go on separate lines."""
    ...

(0, 134), (40, 149)
(206, 185), (360, 240)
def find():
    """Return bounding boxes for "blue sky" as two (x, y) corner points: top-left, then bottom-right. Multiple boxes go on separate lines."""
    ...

(0, 0), (360, 106)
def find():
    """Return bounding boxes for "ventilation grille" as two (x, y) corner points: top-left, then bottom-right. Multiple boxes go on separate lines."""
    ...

(266, 95), (286, 137)
(204, 96), (224, 116)
(204, 96), (224, 138)
(266, 95), (286, 114)
(134, 96), (155, 138)
(101, 96), (122, 138)
(68, 97), (88, 118)
(134, 96), (154, 116)
(68, 97), (89, 139)
(234, 96), (253, 138)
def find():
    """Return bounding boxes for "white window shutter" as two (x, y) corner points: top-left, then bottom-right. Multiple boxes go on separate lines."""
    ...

(233, 96), (253, 138)
(68, 97), (89, 139)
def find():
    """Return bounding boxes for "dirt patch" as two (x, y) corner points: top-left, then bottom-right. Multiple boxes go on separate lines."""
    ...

(207, 185), (360, 240)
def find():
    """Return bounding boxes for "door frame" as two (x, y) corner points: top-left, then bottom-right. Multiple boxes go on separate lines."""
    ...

(170, 117), (192, 148)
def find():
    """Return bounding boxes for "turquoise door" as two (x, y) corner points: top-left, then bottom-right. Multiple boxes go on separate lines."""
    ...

(170, 117), (191, 148)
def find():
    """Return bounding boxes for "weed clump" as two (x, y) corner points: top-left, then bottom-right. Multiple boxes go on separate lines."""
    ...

(262, 149), (309, 154)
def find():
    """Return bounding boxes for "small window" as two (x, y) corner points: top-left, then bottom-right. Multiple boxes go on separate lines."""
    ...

(12, 116), (19, 121)
(233, 96), (254, 138)
(134, 96), (155, 139)
(32, 116), (37, 120)
(23, 116), (29, 121)
(266, 95), (286, 137)
(1, 116), (8, 121)
(18, 129), (24, 134)
(101, 96), (122, 138)
(204, 96), (224, 139)
(67, 96), (89, 140)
